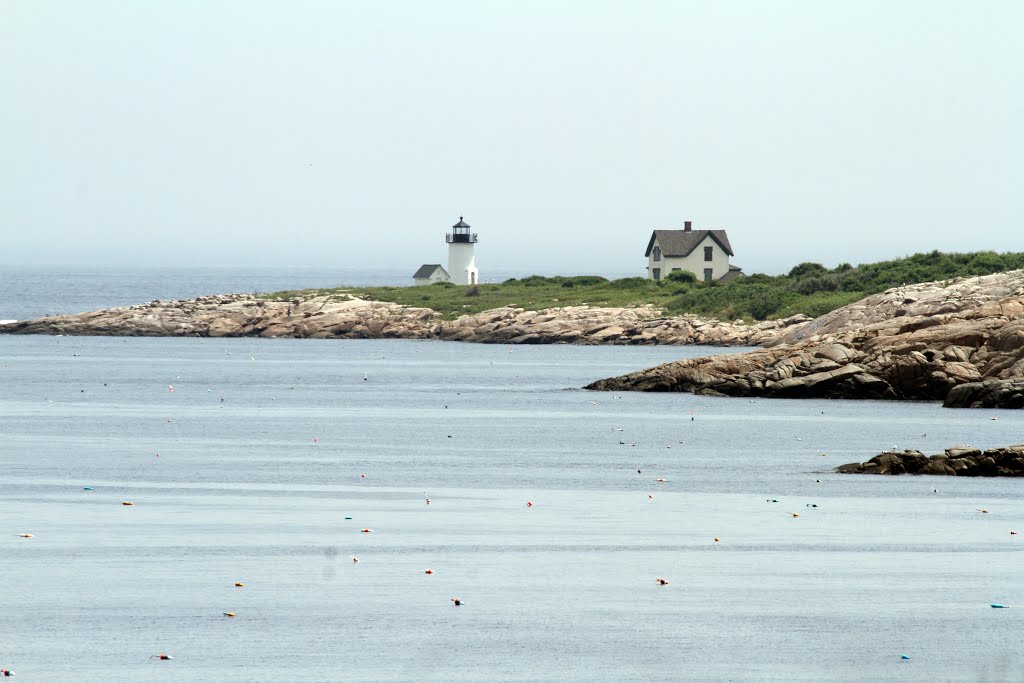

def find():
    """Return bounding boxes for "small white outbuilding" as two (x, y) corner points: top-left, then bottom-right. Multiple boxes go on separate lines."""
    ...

(412, 264), (451, 286)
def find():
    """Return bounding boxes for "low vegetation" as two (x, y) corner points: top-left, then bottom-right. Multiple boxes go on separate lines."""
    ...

(264, 250), (1024, 322)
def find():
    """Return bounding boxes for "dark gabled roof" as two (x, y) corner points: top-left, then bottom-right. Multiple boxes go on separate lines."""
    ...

(645, 229), (734, 257)
(412, 264), (449, 279)
(452, 216), (470, 228)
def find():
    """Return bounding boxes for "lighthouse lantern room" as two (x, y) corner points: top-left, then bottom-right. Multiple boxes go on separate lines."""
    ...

(445, 216), (479, 285)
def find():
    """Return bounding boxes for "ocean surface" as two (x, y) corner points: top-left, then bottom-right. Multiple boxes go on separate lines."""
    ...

(1, 269), (1023, 682)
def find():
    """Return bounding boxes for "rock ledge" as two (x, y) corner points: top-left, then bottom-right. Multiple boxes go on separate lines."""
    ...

(838, 445), (1024, 477)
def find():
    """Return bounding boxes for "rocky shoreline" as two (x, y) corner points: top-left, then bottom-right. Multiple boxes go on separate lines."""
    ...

(586, 270), (1024, 408)
(5, 270), (1024, 407)
(0, 294), (808, 347)
(838, 445), (1024, 477)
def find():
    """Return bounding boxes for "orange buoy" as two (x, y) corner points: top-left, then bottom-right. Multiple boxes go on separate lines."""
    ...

(424, 569), (435, 574)
(17, 533), (33, 538)
(360, 528), (373, 533)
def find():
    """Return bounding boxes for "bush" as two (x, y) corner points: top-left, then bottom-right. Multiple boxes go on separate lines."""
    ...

(749, 292), (788, 320)
(609, 277), (658, 290)
(465, 286), (480, 297)
(788, 262), (827, 279)
(666, 269), (697, 284)
(792, 274), (840, 295)
(564, 275), (608, 287)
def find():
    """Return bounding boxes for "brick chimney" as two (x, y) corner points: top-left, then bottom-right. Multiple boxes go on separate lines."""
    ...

(684, 220), (692, 232)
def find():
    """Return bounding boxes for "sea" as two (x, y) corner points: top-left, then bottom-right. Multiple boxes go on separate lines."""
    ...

(1, 265), (1022, 682)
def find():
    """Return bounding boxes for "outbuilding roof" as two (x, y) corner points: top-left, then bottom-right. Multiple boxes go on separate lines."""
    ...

(718, 265), (744, 282)
(645, 229), (734, 257)
(412, 264), (449, 279)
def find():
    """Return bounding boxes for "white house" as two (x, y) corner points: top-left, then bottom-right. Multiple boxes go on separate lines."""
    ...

(412, 264), (451, 286)
(645, 220), (742, 282)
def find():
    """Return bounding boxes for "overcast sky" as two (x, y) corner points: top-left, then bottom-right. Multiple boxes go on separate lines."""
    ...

(2, 1), (1021, 275)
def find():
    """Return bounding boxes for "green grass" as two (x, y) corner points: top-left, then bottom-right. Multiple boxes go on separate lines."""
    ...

(261, 250), (1024, 322)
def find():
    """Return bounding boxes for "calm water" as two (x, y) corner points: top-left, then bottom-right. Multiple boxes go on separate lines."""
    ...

(2, 334), (1023, 682)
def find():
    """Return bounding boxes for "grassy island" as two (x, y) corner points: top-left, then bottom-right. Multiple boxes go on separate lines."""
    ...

(264, 250), (1024, 321)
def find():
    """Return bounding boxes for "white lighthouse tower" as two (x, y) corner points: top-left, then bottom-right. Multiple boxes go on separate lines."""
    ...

(446, 216), (479, 285)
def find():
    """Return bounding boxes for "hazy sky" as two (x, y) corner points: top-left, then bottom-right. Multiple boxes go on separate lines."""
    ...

(2, 1), (1021, 275)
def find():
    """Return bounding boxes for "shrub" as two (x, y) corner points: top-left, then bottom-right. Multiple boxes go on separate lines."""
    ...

(788, 262), (827, 279)
(465, 286), (480, 297)
(749, 292), (787, 320)
(609, 277), (658, 289)
(564, 275), (608, 287)
(666, 269), (697, 284)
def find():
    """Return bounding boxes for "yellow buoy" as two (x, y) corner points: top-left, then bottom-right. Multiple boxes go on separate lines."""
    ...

(122, 501), (134, 506)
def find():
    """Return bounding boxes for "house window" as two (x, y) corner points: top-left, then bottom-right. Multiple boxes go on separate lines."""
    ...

(704, 246), (713, 261)
(704, 268), (713, 282)
(653, 246), (662, 262)
(653, 268), (661, 281)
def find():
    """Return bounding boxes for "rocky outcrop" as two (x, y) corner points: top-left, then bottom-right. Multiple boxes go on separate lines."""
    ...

(0, 294), (809, 347)
(0, 295), (443, 340)
(436, 306), (808, 346)
(838, 445), (1024, 477)
(587, 271), (1024, 407)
